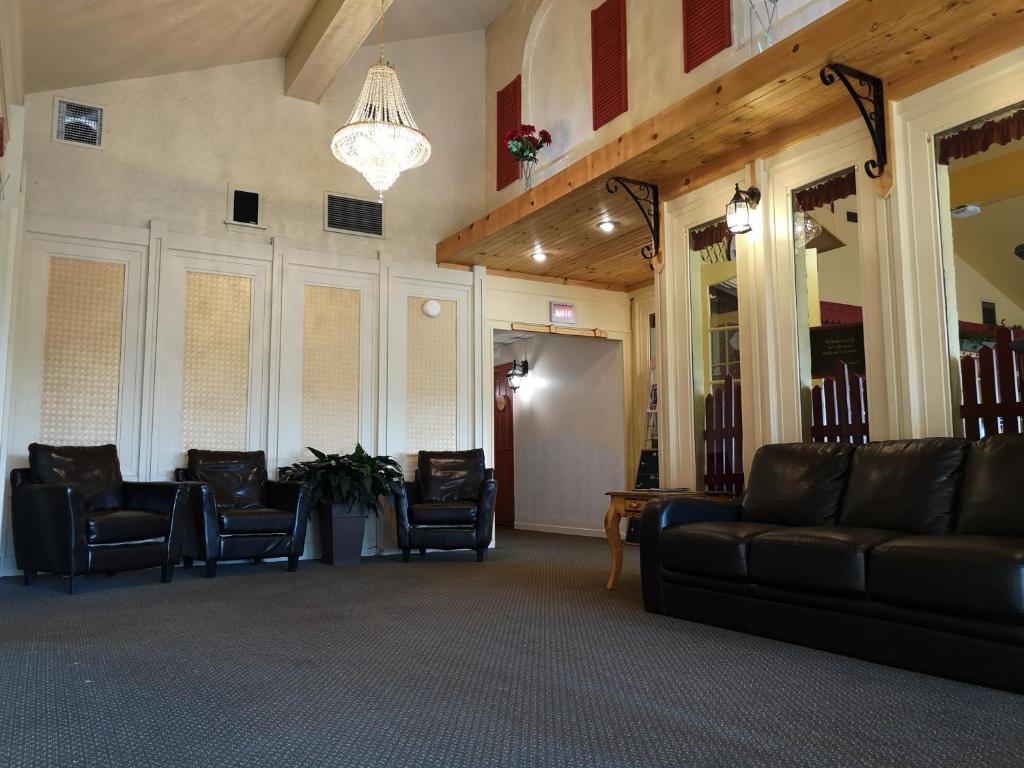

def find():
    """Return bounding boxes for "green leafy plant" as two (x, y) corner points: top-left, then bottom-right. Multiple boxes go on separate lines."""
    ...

(281, 444), (404, 516)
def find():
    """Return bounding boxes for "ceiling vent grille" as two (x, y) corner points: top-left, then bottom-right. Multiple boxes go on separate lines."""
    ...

(325, 193), (383, 237)
(55, 100), (103, 147)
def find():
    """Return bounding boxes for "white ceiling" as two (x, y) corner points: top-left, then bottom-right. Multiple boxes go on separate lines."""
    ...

(19, 0), (510, 94)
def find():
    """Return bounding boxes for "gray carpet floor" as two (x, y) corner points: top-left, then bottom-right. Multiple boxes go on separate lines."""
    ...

(1, 529), (1022, 768)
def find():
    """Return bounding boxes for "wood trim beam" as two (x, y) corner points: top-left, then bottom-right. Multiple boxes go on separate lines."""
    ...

(285, 0), (394, 103)
(479, 267), (631, 293)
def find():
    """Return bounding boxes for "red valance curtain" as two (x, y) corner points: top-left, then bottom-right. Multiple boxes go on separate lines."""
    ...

(938, 109), (1024, 165)
(794, 169), (856, 212)
(690, 219), (731, 252)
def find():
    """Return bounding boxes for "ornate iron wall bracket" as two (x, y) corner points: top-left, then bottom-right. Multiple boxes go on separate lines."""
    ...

(605, 176), (660, 270)
(820, 63), (887, 178)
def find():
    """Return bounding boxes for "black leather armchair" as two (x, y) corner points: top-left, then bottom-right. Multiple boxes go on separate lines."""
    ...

(175, 450), (313, 577)
(11, 443), (199, 594)
(395, 449), (496, 562)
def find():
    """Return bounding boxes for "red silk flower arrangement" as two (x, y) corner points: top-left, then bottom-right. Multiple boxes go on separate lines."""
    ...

(503, 124), (552, 163)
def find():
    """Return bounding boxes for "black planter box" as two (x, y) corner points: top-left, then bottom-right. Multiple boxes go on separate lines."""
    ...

(318, 503), (368, 566)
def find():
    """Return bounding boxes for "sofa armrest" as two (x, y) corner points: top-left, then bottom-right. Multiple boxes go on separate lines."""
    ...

(475, 469), (496, 549)
(11, 482), (89, 576)
(640, 496), (743, 613)
(265, 480), (314, 557)
(123, 481), (203, 565)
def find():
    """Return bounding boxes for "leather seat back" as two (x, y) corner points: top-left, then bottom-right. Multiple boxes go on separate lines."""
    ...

(417, 449), (485, 501)
(28, 443), (123, 511)
(839, 438), (969, 534)
(956, 434), (1024, 537)
(741, 443), (855, 526)
(186, 450), (267, 510)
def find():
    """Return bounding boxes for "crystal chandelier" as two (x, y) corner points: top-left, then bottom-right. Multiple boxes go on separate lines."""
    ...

(794, 211), (823, 244)
(330, 0), (431, 199)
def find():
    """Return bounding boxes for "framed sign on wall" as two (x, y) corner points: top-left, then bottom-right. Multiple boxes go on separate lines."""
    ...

(550, 301), (577, 325)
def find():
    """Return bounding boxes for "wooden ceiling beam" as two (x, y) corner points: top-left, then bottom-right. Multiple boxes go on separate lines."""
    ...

(285, 0), (394, 103)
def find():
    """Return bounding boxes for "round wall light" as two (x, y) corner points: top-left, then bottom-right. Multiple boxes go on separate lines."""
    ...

(421, 299), (442, 318)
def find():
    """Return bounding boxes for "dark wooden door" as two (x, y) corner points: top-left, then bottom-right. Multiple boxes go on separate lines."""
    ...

(494, 363), (515, 527)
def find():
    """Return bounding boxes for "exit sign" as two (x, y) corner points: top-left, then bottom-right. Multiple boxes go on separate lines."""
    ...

(550, 301), (577, 325)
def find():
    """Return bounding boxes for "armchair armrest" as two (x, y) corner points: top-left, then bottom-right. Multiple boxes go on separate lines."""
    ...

(265, 480), (314, 557)
(394, 482), (418, 547)
(123, 481), (203, 565)
(475, 469), (496, 549)
(10, 482), (88, 576)
(640, 496), (743, 613)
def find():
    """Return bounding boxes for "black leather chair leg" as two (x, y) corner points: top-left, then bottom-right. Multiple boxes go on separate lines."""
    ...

(205, 561), (218, 579)
(402, 548), (410, 563)
(253, 557), (263, 565)
(105, 571), (117, 577)
(476, 548), (486, 562)
(183, 557), (193, 569)
(419, 547), (426, 555)
(23, 570), (36, 586)
(161, 564), (173, 583)
(287, 556), (299, 572)
(68, 575), (78, 595)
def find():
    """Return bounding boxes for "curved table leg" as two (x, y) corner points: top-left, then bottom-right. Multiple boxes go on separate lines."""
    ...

(604, 499), (623, 590)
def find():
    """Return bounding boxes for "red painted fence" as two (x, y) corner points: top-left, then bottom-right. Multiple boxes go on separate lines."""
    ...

(810, 361), (870, 444)
(960, 326), (1024, 439)
(703, 374), (743, 495)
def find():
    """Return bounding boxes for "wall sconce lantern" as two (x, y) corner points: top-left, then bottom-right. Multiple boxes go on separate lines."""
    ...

(506, 360), (529, 393)
(726, 184), (761, 235)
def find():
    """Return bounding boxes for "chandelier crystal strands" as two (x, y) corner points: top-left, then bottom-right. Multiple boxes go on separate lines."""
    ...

(330, 0), (431, 200)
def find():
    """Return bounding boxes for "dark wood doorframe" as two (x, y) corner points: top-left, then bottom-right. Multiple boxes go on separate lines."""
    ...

(494, 363), (515, 527)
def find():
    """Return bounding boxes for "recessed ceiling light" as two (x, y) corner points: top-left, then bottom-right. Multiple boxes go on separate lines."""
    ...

(532, 251), (547, 263)
(598, 220), (618, 233)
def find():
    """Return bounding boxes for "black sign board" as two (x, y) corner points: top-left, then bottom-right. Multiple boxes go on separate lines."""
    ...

(809, 324), (866, 378)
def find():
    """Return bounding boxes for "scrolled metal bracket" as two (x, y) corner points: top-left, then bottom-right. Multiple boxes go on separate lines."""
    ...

(605, 176), (662, 272)
(820, 63), (887, 179)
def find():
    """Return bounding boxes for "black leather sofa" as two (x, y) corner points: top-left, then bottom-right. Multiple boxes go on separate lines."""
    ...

(641, 435), (1024, 692)
(11, 443), (200, 593)
(175, 450), (313, 577)
(395, 449), (496, 562)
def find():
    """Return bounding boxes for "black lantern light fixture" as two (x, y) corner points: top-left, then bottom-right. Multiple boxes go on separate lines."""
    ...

(726, 184), (761, 235)
(506, 360), (529, 393)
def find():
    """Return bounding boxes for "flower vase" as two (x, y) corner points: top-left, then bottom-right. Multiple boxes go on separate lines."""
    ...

(520, 159), (536, 192)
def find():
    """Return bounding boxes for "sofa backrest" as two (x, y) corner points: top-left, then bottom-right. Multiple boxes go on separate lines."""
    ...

(955, 434), (1024, 537)
(417, 449), (485, 501)
(28, 443), (123, 511)
(186, 450), (267, 510)
(741, 443), (855, 526)
(838, 438), (968, 534)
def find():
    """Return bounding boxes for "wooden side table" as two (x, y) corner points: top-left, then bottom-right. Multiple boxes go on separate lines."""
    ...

(603, 489), (688, 590)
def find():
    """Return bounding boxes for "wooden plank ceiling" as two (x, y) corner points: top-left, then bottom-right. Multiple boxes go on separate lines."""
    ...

(436, 0), (1024, 291)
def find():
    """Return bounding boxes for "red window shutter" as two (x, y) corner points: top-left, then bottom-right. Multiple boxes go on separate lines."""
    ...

(683, 0), (732, 73)
(496, 75), (522, 191)
(591, 0), (628, 131)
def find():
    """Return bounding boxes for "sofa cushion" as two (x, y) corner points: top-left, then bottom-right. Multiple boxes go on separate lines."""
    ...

(838, 438), (969, 534)
(417, 450), (485, 501)
(409, 501), (478, 526)
(742, 443), (855, 526)
(661, 522), (780, 580)
(218, 507), (295, 535)
(29, 443), (123, 511)
(187, 450), (267, 510)
(956, 434), (1024, 536)
(86, 509), (168, 544)
(749, 527), (903, 595)
(869, 535), (1024, 621)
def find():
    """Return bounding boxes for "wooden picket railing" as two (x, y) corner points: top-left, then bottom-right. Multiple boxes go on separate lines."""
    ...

(703, 374), (743, 495)
(960, 326), (1024, 439)
(810, 360), (870, 444)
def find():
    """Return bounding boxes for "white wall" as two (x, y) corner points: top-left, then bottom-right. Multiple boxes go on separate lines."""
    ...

(22, 30), (486, 264)
(495, 333), (625, 537)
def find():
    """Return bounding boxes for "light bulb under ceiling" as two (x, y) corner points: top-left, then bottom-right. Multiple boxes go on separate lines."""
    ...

(532, 251), (547, 263)
(598, 220), (618, 233)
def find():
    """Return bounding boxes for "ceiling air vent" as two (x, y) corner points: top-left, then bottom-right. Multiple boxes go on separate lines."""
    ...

(54, 100), (103, 147)
(325, 193), (383, 237)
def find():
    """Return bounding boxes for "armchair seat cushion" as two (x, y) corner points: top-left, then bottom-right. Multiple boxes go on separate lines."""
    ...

(661, 522), (780, 580)
(869, 535), (1024, 621)
(87, 509), (169, 544)
(410, 501), (478, 526)
(750, 527), (903, 595)
(218, 507), (296, 535)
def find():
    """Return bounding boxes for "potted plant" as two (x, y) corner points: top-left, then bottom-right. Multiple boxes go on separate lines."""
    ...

(281, 445), (404, 565)
(502, 124), (552, 191)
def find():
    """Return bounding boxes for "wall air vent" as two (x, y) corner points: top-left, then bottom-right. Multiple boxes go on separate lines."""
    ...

(54, 100), (103, 147)
(324, 193), (383, 237)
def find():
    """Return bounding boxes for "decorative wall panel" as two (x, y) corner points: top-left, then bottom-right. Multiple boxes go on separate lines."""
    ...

(180, 272), (252, 451)
(40, 257), (125, 445)
(406, 296), (457, 452)
(302, 284), (361, 456)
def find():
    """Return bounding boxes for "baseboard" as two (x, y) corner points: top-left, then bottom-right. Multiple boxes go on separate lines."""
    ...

(514, 521), (606, 539)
